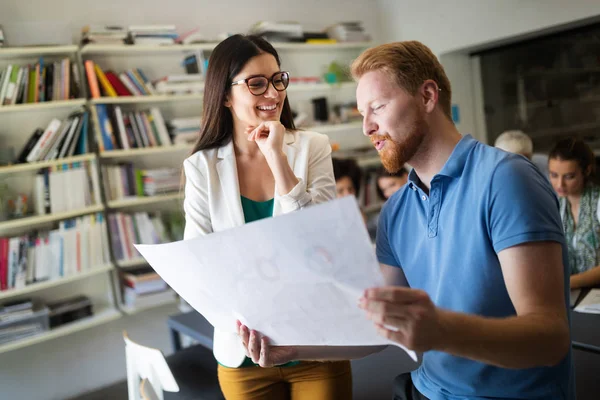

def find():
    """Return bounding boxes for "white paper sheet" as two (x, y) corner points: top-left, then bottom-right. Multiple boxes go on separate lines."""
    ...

(574, 289), (600, 314)
(134, 196), (416, 361)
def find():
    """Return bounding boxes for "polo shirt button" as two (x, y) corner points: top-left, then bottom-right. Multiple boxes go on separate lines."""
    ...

(421, 195), (426, 201)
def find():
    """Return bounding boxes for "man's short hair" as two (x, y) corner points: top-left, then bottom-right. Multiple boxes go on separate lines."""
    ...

(494, 130), (533, 158)
(350, 41), (453, 121)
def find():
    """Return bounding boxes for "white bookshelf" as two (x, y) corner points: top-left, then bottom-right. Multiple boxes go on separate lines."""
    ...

(89, 94), (203, 105)
(0, 45), (78, 58)
(107, 193), (183, 209)
(99, 144), (192, 159)
(0, 205), (104, 231)
(0, 153), (95, 175)
(0, 264), (114, 301)
(315, 121), (363, 134)
(0, 99), (87, 114)
(0, 306), (121, 355)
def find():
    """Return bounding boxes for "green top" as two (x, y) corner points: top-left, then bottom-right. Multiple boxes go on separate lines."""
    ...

(559, 184), (600, 275)
(240, 195), (274, 223)
(230, 196), (299, 368)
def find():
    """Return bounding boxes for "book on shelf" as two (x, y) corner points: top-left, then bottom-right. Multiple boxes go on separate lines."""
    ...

(0, 213), (110, 291)
(47, 295), (93, 328)
(81, 25), (127, 45)
(0, 58), (80, 106)
(103, 163), (181, 200)
(109, 211), (179, 263)
(30, 158), (101, 215)
(0, 300), (49, 344)
(94, 104), (172, 151)
(17, 108), (90, 164)
(128, 25), (178, 46)
(84, 61), (156, 98)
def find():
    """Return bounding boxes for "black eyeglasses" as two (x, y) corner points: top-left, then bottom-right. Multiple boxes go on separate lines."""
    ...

(231, 71), (290, 96)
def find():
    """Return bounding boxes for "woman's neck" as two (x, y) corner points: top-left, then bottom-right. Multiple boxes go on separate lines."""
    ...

(567, 193), (582, 208)
(233, 122), (261, 158)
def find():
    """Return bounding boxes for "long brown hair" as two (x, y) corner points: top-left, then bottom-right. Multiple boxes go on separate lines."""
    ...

(191, 34), (296, 154)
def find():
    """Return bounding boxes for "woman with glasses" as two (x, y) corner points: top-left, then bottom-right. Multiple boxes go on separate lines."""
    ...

(548, 138), (600, 290)
(182, 34), (352, 399)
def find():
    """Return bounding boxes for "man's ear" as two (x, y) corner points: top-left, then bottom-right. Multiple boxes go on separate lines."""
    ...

(420, 80), (439, 113)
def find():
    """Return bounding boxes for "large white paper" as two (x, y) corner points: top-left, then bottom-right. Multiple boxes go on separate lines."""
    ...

(135, 196), (416, 361)
(574, 289), (600, 314)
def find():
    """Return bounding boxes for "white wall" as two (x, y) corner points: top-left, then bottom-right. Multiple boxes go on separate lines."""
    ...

(377, 0), (600, 142)
(0, 2), (383, 400)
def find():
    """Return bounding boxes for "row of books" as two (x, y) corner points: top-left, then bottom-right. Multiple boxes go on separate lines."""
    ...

(102, 163), (180, 200)
(32, 160), (101, 215)
(0, 213), (110, 292)
(84, 61), (156, 98)
(17, 109), (90, 164)
(92, 104), (172, 151)
(122, 266), (173, 309)
(108, 212), (173, 262)
(0, 58), (81, 106)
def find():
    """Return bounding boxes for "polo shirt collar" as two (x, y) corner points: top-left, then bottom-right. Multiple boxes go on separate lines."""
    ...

(407, 134), (476, 190)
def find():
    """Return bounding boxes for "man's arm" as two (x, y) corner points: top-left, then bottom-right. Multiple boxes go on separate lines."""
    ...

(570, 265), (600, 289)
(362, 241), (570, 369)
(435, 241), (570, 368)
(381, 263), (408, 286)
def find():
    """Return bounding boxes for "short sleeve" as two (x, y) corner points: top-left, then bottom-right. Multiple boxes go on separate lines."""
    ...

(488, 156), (564, 253)
(376, 201), (400, 267)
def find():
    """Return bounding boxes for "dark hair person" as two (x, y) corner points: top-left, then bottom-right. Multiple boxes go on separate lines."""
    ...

(548, 137), (600, 289)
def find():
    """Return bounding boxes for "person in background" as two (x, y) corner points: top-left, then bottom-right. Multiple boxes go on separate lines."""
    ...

(548, 137), (600, 290)
(375, 165), (408, 201)
(494, 129), (549, 177)
(332, 157), (363, 198)
(182, 34), (352, 400)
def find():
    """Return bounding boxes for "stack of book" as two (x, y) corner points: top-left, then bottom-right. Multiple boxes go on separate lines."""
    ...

(325, 22), (371, 42)
(84, 61), (155, 98)
(0, 58), (81, 106)
(16, 109), (90, 164)
(154, 74), (204, 95)
(102, 164), (180, 200)
(92, 105), (171, 151)
(122, 267), (174, 309)
(167, 117), (200, 145)
(0, 299), (49, 344)
(0, 214), (110, 291)
(249, 21), (304, 43)
(108, 212), (171, 263)
(128, 25), (178, 46)
(81, 25), (127, 45)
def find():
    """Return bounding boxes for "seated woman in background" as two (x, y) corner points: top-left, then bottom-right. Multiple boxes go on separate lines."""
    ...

(332, 157), (362, 198)
(548, 137), (600, 289)
(375, 165), (408, 201)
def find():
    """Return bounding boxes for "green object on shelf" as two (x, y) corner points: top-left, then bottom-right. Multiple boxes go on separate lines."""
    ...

(325, 61), (350, 83)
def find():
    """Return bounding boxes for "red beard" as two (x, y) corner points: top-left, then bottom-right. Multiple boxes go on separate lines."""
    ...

(375, 111), (426, 173)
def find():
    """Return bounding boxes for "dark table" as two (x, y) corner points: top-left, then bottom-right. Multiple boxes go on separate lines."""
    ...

(571, 310), (600, 355)
(168, 311), (214, 352)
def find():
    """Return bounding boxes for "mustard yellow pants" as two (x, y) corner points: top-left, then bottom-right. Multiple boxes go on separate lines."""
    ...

(217, 360), (353, 400)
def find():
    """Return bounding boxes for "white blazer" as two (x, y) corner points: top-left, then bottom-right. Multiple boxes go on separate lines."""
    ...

(182, 130), (336, 367)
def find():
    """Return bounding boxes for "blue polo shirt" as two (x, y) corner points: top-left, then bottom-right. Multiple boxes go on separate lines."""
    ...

(377, 135), (573, 400)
